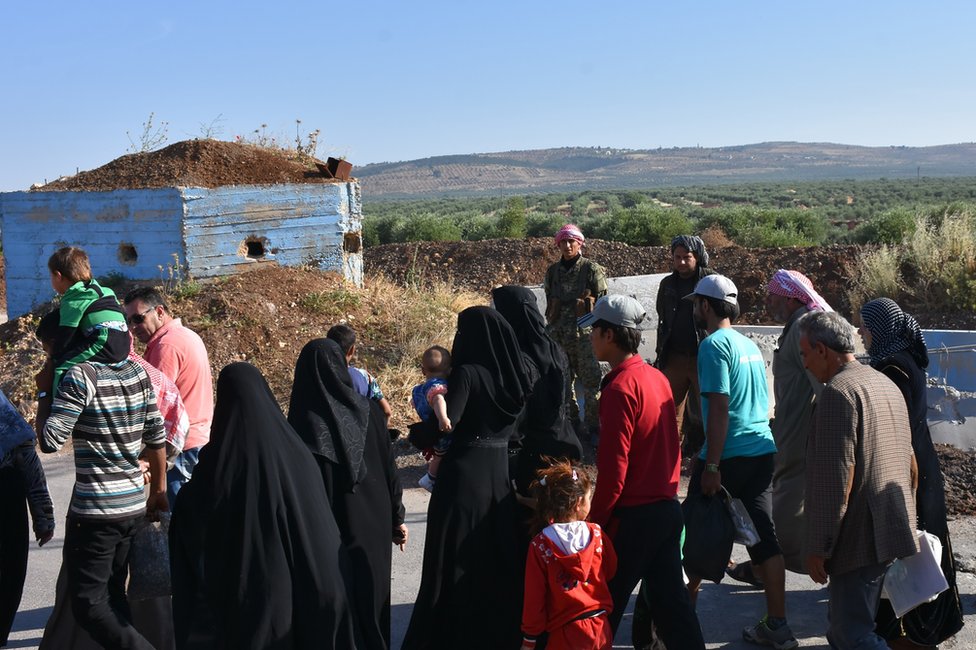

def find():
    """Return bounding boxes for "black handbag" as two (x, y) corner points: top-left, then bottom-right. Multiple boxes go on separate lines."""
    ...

(681, 492), (734, 583)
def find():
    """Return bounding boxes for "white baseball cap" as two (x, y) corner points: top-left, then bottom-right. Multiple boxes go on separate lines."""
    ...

(682, 274), (738, 305)
(577, 295), (651, 330)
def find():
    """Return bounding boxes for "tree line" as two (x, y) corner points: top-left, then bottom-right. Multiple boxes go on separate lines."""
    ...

(362, 176), (976, 248)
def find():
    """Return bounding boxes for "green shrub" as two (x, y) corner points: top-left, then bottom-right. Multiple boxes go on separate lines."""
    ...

(526, 212), (567, 238)
(457, 214), (498, 241)
(851, 207), (916, 244)
(592, 205), (694, 246)
(391, 213), (462, 242)
(362, 214), (401, 247)
(698, 207), (825, 247)
(497, 198), (527, 238)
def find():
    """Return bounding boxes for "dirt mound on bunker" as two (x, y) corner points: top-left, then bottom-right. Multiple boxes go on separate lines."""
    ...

(36, 140), (341, 192)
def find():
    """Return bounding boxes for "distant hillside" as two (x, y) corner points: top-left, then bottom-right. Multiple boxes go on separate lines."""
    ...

(356, 142), (976, 199)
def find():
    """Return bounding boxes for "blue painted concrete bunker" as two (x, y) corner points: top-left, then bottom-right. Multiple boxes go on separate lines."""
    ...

(1, 181), (363, 317)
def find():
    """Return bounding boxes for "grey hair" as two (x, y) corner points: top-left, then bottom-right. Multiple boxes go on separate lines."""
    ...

(798, 311), (856, 354)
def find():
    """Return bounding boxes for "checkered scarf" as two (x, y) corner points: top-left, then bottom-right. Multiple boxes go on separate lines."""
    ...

(554, 223), (585, 245)
(860, 297), (929, 369)
(129, 341), (189, 453)
(767, 269), (832, 312)
(670, 235), (709, 268)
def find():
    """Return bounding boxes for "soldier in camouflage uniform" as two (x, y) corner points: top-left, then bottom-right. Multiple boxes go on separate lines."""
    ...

(543, 224), (608, 443)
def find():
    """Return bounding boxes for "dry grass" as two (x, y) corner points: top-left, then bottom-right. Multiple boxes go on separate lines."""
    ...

(847, 245), (901, 314)
(0, 315), (45, 423)
(0, 270), (486, 434)
(352, 276), (485, 429)
(849, 210), (976, 314)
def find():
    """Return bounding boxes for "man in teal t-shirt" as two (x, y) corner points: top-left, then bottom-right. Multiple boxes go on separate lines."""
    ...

(684, 274), (798, 650)
(697, 326), (775, 461)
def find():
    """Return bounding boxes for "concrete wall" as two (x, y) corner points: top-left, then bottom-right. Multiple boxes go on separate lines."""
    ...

(1, 182), (363, 317)
(526, 273), (668, 360)
(528, 275), (976, 449)
(181, 183), (362, 282)
(0, 188), (185, 316)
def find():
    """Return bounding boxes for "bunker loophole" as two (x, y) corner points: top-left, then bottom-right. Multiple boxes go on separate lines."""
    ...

(343, 232), (362, 254)
(117, 243), (138, 265)
(244, 238), (267, 259)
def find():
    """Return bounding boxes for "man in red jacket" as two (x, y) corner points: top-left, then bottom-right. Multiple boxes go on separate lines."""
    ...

(581, 296), (704, 650)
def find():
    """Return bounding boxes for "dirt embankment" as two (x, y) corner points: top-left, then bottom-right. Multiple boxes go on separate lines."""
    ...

(364, 238), (855, 319)
(364, 238), (975, 330)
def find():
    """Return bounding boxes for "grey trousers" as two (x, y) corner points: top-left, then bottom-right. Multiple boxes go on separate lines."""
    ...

(826, 562), (890, 650)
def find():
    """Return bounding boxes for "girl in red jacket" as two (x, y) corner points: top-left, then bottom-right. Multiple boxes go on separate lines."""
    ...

(521, 460), (617, 650)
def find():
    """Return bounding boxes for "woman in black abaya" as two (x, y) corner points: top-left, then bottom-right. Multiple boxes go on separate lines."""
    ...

(287, 338), (406, 650)
(859, 298), (964, 647)
(402, 306), (533, 650)
(169, 362), (357, 650)
(492, 285), (583, 495)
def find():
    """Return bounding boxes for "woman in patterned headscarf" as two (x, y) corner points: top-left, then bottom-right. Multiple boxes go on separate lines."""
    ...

(859, 298), (963, 647)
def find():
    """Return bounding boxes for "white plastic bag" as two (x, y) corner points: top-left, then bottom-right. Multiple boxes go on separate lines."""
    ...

(881, 530), (948, 618)
(722, 486), (760, 547)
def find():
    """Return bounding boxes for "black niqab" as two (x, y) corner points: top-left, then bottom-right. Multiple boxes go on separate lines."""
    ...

(288, 338), (370, 489)
(451, 306), (533, 418)
(492, 286), (582, 459)
(169, 362), (356, 649)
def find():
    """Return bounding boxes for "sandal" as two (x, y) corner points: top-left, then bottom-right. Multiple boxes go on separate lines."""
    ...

(726, 561), (764, 587)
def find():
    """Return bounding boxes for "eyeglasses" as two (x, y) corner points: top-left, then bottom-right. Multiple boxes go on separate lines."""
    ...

(126, 307), (154, 326)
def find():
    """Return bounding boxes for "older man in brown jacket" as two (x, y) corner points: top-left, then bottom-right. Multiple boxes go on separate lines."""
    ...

(799, 311), (917, 650)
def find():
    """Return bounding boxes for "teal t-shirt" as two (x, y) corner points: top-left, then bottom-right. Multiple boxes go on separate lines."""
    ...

(697, 327), (776, 461)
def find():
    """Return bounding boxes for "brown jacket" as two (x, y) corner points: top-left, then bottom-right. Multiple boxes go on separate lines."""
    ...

(805, 361), (917, 576)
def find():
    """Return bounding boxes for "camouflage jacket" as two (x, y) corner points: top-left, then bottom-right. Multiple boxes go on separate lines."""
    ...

(543, 255), (608, 333)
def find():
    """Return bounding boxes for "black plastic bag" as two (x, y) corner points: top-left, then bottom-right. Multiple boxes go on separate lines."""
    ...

(681, 492), (734, 583)
(127, 513), (171, 600)
(407, 418), (441, 451)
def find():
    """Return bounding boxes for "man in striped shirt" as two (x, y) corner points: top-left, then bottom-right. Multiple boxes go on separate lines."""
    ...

(38, 337), (167, 650)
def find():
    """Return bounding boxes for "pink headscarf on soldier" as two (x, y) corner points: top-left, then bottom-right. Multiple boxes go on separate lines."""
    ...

(554, 223), (585, 246)
(767, 269), (832, 312)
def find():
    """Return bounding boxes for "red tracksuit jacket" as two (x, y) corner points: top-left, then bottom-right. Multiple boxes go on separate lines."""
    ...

(521, 523), (617, 647)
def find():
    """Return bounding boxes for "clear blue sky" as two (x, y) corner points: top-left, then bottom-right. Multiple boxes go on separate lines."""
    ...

(3, 1), (974, 191)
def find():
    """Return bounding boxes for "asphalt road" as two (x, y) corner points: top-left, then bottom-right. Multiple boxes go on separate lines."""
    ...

(8, 452), (976, 649)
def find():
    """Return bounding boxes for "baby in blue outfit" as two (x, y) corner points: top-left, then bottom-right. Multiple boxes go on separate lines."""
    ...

(411, 345), (452, 491)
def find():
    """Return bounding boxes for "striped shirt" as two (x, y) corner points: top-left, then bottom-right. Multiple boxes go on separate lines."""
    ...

(42, 360), (165, 521)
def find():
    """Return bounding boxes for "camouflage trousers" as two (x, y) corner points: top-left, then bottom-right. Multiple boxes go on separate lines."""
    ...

(551, 326), (604, 433)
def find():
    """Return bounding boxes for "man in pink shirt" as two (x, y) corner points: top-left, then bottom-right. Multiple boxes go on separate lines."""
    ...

(124, 287), (214, 503)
